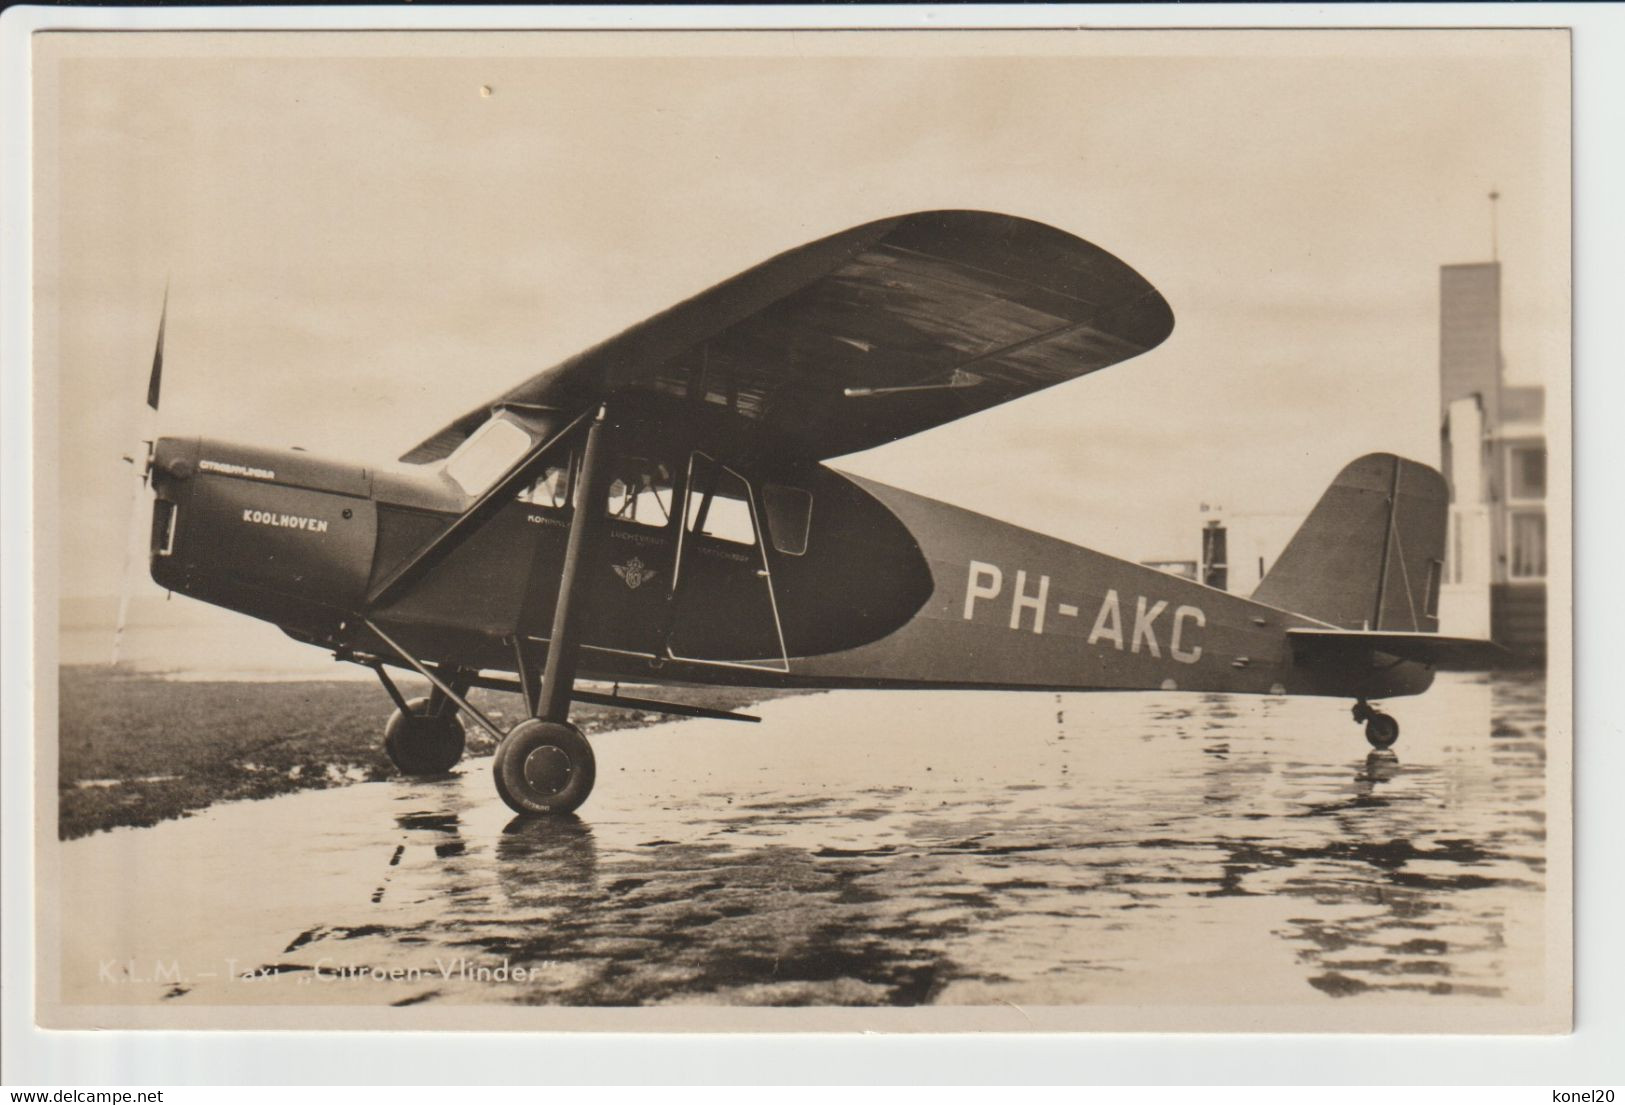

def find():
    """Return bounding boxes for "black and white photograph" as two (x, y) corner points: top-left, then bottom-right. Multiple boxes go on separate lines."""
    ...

(25, 25), (1569, 1035)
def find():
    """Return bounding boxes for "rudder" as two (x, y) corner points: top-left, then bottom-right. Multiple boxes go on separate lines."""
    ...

(1251, 453), (1447, 631)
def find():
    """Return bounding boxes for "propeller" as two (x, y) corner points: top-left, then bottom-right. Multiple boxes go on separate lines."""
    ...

(110, 284), (168, 666)
(145, 284), (167, 411)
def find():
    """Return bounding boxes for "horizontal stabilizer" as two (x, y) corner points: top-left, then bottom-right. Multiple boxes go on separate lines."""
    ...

(1287, 628), (1510, 669)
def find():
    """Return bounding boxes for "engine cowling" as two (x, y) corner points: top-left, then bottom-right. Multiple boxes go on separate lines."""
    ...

(148, 436), (378, 633)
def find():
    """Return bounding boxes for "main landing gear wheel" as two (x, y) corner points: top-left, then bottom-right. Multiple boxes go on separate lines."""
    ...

(1352, 699), (1400, 750)
(384, 696), (466, 775)
(493, 720), (597, 816)
(1364, 712), (1400, 750)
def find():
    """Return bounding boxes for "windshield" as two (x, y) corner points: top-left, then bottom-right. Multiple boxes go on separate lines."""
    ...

(442, 416), (534, 496)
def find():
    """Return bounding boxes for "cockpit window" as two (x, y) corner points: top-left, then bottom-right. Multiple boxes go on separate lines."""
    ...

(443, 416), (534, 496)
(518, 461), (573, 509)
(607, 459), (673, 528)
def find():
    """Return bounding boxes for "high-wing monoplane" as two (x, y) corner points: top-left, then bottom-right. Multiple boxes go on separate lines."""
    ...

(131, 211), (1502, 815)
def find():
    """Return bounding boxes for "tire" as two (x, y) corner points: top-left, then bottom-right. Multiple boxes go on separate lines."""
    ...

(493, 719), (596, 816)
(384, 696), (466, 775)
(1364, 712), (1400, 750)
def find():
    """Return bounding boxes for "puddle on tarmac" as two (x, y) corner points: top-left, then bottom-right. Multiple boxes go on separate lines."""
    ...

(60, 672), (1548, 1010)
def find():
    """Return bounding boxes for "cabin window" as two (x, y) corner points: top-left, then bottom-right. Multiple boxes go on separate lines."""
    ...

(443, 416), (533, 496)
(761, 484), (812, 556)
(685, 463), (756, 546)
(517, 461), (573, 509)
(607, 458), (674, 528)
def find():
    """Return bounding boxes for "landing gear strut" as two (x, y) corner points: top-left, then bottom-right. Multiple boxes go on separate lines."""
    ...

(491, 404), (613, 817)
(1352, 698), (1400, 750)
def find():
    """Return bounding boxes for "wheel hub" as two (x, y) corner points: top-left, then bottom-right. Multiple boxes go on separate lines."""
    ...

(521, 745), (573, 796)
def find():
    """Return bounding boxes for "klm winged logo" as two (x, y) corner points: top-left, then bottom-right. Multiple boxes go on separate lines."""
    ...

(612, 556), (658, 591)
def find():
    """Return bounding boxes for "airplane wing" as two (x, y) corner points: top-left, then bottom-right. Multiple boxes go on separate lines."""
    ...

(399, 210), (1174, 463)
(1286, 628), (1512, 669)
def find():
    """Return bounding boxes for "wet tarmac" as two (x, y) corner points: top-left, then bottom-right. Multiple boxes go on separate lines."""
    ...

(58, 672), (1548, 1015)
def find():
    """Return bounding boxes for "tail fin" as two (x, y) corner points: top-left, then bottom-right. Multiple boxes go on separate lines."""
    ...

(1251, 453), (1447, 631)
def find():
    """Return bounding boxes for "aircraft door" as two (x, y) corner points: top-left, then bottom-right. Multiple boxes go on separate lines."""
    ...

(588, 454), (681, 659)
(665, 453), (789, 672)
(518, 450), (679, 662)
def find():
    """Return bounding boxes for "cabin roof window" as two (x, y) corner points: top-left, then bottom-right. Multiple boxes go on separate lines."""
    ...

(443, 415), (534, 496)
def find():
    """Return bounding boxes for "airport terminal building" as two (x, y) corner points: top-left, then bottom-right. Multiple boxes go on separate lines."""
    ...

(1436, 260), (1547, 662)
(1162, 258), (1547, 664)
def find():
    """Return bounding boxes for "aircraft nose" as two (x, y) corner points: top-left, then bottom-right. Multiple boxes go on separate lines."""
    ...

(147, 436), (378, 617)
(147, 437), (197, 585)
(149, 435), (197, 487)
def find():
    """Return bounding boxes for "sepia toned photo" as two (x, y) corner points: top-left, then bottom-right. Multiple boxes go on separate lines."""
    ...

(29, 26), (1570, 1033)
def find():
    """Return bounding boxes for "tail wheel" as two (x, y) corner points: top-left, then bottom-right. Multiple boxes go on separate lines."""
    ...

(1364, 712), (1400, 750)
(384, 696), (466, 775)
(494, 720), (596, 816)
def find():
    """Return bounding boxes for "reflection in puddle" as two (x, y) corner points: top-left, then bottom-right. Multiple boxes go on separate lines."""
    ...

(74, 672), (1546, 1010)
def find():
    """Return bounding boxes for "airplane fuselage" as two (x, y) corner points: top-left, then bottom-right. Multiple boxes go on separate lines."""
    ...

(147, 425), (1433, 704)
(131, 210), (1448, 819)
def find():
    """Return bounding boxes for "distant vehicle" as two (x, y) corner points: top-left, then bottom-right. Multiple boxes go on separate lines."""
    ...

(127, 210), (1501, 816)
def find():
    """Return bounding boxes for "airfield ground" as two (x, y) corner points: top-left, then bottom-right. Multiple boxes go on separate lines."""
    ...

(49, 672), (1552, 1022)
(56, 666), (802, 840)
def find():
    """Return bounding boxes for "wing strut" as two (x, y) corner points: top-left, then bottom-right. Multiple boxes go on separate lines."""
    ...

(535, 404), (614, 723)
(366, 408), (590, 609)
(360, 404), (626, 818)
(367, 405), (615, 723)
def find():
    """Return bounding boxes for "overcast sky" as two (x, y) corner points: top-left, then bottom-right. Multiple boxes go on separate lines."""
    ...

(38, 30), (1567, 602)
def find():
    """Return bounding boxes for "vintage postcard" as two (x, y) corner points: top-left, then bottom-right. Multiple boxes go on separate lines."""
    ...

(28, 26), (1570, 1033)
